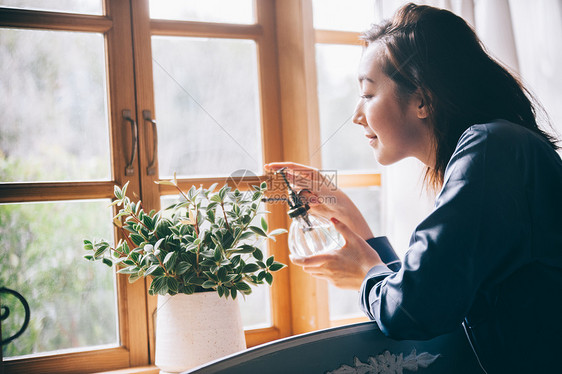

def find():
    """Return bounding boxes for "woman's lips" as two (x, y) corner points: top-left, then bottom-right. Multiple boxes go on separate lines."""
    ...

(365, 134), (378, 145)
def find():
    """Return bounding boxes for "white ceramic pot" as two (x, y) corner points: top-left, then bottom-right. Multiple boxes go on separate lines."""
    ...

(155, 292), (246, 373)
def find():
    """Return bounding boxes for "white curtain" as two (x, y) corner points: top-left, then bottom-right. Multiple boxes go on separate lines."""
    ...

(375, 0), (562, 257)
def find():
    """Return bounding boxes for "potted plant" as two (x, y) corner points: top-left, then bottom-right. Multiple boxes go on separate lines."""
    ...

(83, 176), (287, 373)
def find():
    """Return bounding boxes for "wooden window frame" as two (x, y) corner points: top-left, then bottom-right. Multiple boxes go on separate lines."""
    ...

(0, 2), (149, 373)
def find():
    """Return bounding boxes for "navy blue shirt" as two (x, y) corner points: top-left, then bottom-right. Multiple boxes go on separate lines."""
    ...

(361, 120), (562, 373)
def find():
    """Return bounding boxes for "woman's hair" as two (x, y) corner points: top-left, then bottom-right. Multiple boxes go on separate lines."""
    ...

(361, 3), (559, 191)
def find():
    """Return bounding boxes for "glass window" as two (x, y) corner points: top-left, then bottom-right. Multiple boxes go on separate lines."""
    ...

(152, 37), (262, 179)
(160, 195), (271, 329)
(0, 200), (118, 358)
(0, 0), (102, 15)
(328, 186), (382, 320)
(0, 29), (111, 183)
(149, 0), (254, 24)
(316, 44), (379, 172)
(312, 0), (375, 32)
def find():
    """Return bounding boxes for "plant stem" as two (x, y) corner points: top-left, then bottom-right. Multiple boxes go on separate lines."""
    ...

(174, 184), (190, 204)
(220, 201), (231, 232)
(195, 205), (200, 276)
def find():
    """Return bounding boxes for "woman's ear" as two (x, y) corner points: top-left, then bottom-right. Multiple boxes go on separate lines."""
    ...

(416, 92), (429, 119)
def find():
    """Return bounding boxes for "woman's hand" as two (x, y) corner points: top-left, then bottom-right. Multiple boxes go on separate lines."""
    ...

(263, 161), (374, 240)
(291, 218), (384, 290)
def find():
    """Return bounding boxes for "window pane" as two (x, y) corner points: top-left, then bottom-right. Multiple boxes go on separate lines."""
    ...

(152, 37), (262, 178)
(328, 186), (382, 320)
(149, 0), (254, 24)
(312, 0), (375, 31)
(0, 29), (111, 182)
(316, 44), (379, 172)
(0, 0), (102, 15)
(0, 200), (118, 358)
(160, 195), (271, 329)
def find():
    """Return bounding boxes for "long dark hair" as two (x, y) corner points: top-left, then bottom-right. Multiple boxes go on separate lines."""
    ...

(361, 3), (559, 191)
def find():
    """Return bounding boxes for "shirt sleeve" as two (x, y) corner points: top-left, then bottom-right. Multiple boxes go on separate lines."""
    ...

(360, 125), (530, 340)
(366, 236), (402, 272)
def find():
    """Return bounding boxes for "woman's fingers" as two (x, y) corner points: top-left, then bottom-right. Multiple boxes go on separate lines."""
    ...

(263, 161), (318, 174)
(290, 253), (333, 266)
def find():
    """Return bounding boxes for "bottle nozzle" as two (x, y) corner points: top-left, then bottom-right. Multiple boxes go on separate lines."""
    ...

(275, 167), (311, 220)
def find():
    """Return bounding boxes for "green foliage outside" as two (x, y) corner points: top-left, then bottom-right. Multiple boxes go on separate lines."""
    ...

(0, 27), (117, 357)
(0, 157), (118, 358)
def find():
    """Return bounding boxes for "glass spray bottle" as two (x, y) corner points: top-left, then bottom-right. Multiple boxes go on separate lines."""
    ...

(275, 168), (345, 258)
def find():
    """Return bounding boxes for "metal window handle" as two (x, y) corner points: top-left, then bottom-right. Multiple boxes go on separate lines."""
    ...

(123, 109), (138, 176)
(143, 110), (158, 176)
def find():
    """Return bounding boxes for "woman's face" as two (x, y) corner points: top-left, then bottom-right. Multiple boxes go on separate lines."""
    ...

(353, 42), (434, 166)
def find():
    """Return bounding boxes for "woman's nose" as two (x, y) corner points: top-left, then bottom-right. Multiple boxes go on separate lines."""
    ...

(352, 102), (366, 126)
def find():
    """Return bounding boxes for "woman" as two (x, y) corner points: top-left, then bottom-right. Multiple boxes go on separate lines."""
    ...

(265, 3), (562, 373)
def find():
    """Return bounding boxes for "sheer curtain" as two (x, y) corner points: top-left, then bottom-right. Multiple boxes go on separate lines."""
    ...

(376, 0), (562, 257)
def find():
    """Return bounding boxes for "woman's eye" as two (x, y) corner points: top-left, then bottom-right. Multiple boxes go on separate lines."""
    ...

(360, 94), (373, 100)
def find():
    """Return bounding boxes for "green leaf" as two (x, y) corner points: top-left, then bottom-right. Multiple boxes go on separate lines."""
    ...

(235, 244), (255, 254)
(154, 179), (176, 186)
(117, 266), (139, 274)
(163, 251), (178, 268)
(261, 217), (268, 232)
(218, 185), (229, 200)
(130, 234), (145, 246)
(266, 255), (274, 267)
(260, 181), (267, 190)
(231, 255), (241, 267)
(207, 209), (216, 223)
(121, 181), (130, 198)
(83, 240), (93, 250)
(187, 186), (197, 200)
(207, 182), (219, 194)
(114, 185), (123, 200)
(269, 262), (285, 272)
(166, 277), (179, 293)
(128, 273), (141, 283)
(265, 272), (273, 285)
(217, 267), (227, 282)
(84, 255), (94, 261)
(150, 276), (165, 294)
(145, 264), (160, 276)
(268, 228), (288, 236)
(217, 285), (224, 298)
(176, 261), (191, 275)
(94, 245), (109, 258)
(213, 247), (222, 261)
(243, 263), (260, 273)
(237, 231), (255, 241)
(253, 249), (264, 261)
(235, 282), (251, 292)
(191, 277), (206, 286)
(202, 280), (217, 289)
(102, 258), (113, 267)
(231, 287), (237, 300)
(249, 225), (267, 237)
(179, 284), (195, 295)
(154, 238), (165, 251)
